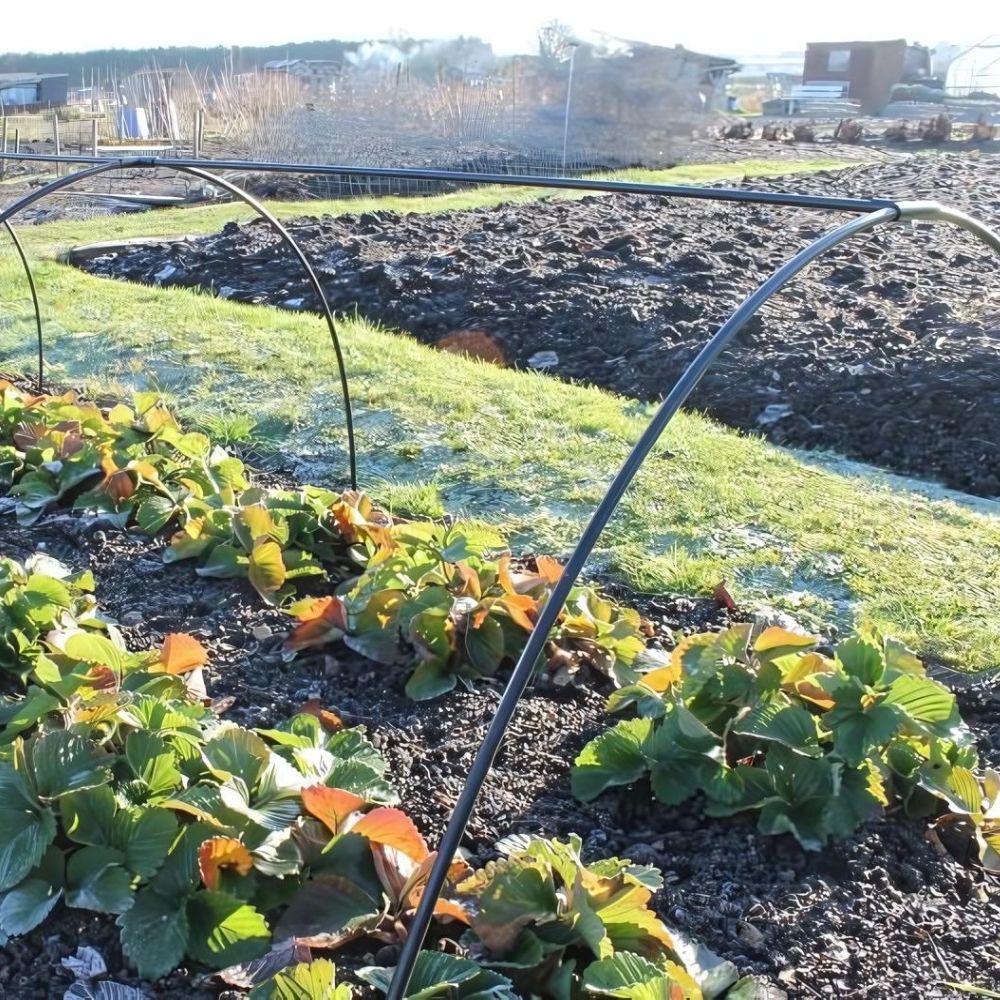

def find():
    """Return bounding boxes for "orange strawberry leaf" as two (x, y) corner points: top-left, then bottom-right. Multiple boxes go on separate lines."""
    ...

(350, 807), (429, 862)
(197, 836), (253, 890)
(301, 785), (367, 836)
(157, 633), (209, 674)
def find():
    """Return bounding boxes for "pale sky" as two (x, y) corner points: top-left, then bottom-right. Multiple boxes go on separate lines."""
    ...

(1, 0), (990, 58)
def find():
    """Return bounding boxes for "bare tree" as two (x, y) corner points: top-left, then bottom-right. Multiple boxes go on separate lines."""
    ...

(538, 20), (574, 63)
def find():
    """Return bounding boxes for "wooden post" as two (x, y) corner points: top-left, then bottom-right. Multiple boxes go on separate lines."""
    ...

(0, 118), (6, 180)
(92, 117), (99, 156)
(52, 112), (61, 176)
(192, 109), (200, 158)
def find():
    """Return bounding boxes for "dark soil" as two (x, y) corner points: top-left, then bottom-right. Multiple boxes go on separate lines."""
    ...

(77, 154), (1000, 497)
(1, 507), (998, 999)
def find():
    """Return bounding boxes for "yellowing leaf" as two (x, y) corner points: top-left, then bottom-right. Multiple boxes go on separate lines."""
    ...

(301, 785), (367, 835)
(238, 504), (278, 543)
(156, 634), (209, 674)
(754, 626), (817, 654)
(198, 836), (254, 890)
(642, 663), (682, 693)
(248, 538), (286, 600)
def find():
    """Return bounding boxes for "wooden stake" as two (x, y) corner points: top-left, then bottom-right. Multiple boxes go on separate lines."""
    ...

(52, 113), (61, 176)
(1, 118), (6, 180)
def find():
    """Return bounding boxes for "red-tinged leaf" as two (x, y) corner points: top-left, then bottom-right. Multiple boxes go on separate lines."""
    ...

(535, 555), (564, 584)
(98, 455), (135, 503)
(13, 422), (46, 451)
(496, 593), (537, 632)
(301, 786), (367, 836)
(217, 940), (312, 989)
(85, 665), (119, 691)
(58, 432), (85, 458)
(198, 836), (254, 890)
(298, 699), (344, 732)
(284, 597), (348, 652)
(350, 807), (429, 862)
(157, 633), (209, 674)
(712, 581), (738, 611)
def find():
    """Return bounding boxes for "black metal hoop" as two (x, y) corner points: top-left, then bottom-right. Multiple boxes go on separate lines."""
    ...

(2, 220), (44, 391)
(0, 160), (358, 490)
(388, 199), (1000, 998)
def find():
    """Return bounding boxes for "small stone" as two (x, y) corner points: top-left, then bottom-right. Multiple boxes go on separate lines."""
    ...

(738, 922), (766, 950)
(528, 350), (559, 370)
(756, 402), (793, 426)
(121, 611), (143, 627)
(251, 625), (273, 641)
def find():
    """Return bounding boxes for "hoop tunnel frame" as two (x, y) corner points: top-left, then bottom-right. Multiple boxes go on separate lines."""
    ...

(2, 220), (44, 390)
(3, 159), (1000, 995)
(0, 159), (358, 490)
(388, 198), (1000, 999)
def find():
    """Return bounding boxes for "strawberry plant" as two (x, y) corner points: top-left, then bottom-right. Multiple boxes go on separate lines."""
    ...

(571, 625), (995, 856)
(453, 834), (704, 998)
(2, 385), (651, 700)
(0, 548), (469, 980)
(360, 951), (518, 998)
(250, 957), (353, 999)
(164, 487), (353, 603)
(0, 381), (247, 530)
(285, 530), (647, 701)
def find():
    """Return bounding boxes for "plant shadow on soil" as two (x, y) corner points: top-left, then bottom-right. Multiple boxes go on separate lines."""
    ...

(1, 509), (998, 1000)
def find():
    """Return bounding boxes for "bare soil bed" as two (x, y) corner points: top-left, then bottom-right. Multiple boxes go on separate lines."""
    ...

(77, 154), (1000, 497)
(1, 508), (998, 999)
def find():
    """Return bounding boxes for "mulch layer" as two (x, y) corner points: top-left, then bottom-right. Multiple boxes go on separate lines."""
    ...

(1, 506), (998, 999)
(76, 153), (1000, 497)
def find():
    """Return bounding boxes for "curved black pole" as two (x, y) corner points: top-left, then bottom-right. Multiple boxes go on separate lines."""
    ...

(390, 207), (905, 997)
(0, 159), (358, 489)
(0, 150), (900, 215)
(2, 220), (44, 391)
(389, 200), (1000, 995)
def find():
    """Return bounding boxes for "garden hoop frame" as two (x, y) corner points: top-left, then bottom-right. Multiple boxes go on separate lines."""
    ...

(0, 159), (359, 490)
(2, 154), (1000, 995)
(389, 199), (1000, 998)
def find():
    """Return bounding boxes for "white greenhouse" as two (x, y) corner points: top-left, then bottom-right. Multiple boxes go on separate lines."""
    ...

(946, 37), (1000, 97)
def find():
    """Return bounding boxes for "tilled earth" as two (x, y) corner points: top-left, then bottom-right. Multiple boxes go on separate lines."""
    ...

(77, 153), (1000, 497)
(1, 512), (998, 999)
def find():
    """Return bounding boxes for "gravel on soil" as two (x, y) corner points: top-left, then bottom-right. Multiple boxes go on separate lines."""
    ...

(0, 510), (997, 999)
